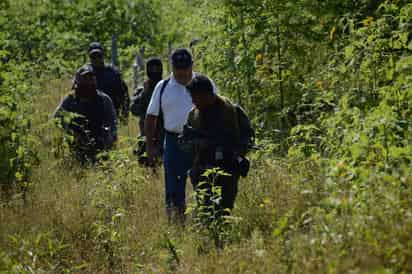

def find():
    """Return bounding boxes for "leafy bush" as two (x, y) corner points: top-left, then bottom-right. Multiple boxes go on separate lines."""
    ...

(1, 0), (411, 273)
(0, 61), (38, 192)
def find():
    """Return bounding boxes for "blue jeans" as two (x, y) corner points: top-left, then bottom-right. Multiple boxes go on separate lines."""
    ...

(163, 132), (193, 209)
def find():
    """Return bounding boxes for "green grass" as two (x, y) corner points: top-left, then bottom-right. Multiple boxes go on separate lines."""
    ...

(0, 79), (411, 273)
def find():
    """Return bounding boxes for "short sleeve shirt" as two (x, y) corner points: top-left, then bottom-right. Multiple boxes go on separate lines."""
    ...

(146, 72), (217, 134)
(54, 91), (118, 138)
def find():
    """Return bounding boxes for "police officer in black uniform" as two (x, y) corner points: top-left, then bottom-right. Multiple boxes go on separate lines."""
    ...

(54, 65), (117, 163)
(87, 42), (130, 120)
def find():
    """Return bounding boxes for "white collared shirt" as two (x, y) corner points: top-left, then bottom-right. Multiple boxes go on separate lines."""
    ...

(146, 72), (217, 134)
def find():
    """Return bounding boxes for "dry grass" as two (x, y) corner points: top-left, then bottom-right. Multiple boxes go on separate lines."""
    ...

(1, 79), (411, 274)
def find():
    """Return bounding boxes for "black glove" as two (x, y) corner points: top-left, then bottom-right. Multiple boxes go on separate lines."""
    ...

(236, 156), (250, 177)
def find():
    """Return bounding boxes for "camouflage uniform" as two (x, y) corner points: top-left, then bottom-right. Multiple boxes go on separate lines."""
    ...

(187, 95), (241, 210)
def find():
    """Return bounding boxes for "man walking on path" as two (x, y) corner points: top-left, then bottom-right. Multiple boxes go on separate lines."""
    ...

(131, 57), (164, 136)
(144, 48), (214, 222)
(87, 42), (130, 121)
(184, 75), (248, 212)
(54, 65), (117, 163)
(130, 57), (164, 165)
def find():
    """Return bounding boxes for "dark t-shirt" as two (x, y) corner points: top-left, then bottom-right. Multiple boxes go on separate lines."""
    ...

(131, 80), (154, 117)
(91, 64), (129, 114)
(54, 91), (117, 140)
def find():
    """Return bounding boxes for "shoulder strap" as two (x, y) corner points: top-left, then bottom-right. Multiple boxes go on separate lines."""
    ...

(158, 78), (170, 119)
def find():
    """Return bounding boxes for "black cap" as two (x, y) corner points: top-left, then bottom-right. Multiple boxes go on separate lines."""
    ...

(171, 48), (193, 69)
(88, 42), (104, 55)
(72, 65), (94, 90)
(76, 65), (95, 76)
(186, 74), (214, 96)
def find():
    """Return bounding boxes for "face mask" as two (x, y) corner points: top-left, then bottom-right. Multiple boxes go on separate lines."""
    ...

(76, 82), (96, 99)
(147, 71), (162, 81)
(90, 54), (104, 69)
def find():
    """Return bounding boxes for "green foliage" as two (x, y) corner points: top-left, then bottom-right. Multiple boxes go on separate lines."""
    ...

(0, 61), (38, 192)
(0, 0), (411, 273)
(195, 0), (348, 136)
(0, 0), (159, 76)
(0, 232), (72, 273)
(187, 168), (241, 249)
(290, 1), (412, 170)
(283, 3), (412, 272)
(0, 0), (161, 189)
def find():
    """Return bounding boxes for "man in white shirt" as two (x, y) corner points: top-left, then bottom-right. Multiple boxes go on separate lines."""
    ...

(144, 48), (197, 222)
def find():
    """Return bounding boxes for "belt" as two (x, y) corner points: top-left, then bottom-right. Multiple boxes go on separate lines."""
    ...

(165, 130), (179, 137)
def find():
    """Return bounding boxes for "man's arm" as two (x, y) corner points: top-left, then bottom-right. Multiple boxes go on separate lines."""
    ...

(103, 96), (118, 144)
(111, 67), (129, 118)
(141, 80), (154, 110)
(120, 79), (130, 118)
(144, 114), (158, 161)
(130, 81), (152, 117)
(53, 95), (71, 119)
(144, 80), (163, 162)
(52, 96), (72, 132)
